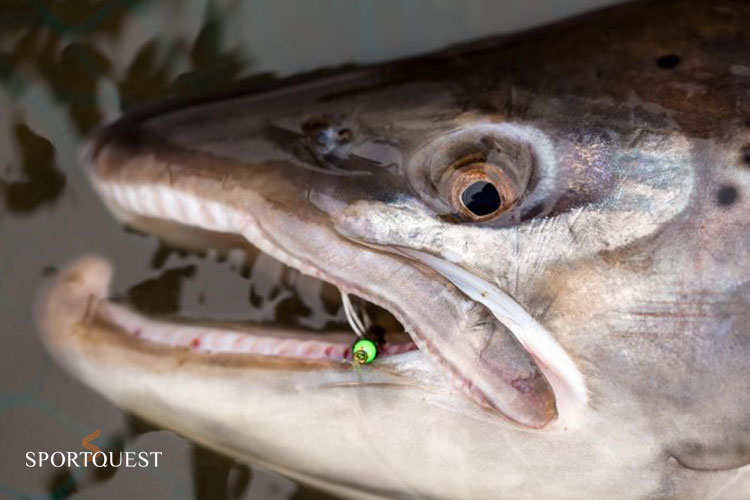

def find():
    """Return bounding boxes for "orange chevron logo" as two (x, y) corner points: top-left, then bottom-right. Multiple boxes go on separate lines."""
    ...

(81, 429), (103, 464)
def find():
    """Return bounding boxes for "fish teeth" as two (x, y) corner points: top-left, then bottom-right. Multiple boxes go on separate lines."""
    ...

(97, 181), (246, 235)
(99, 302), (353, 361)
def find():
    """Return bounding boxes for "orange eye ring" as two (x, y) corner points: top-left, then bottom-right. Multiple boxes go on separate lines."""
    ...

(440, 162), (521, 221)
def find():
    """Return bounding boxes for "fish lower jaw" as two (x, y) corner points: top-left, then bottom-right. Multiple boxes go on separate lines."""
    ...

(40, 256), (418, 366)
(100, 301), (417, 362)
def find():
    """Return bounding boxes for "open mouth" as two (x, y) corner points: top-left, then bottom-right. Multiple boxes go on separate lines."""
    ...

(81, 176), (420, 366)
(98, 246), (418, 364)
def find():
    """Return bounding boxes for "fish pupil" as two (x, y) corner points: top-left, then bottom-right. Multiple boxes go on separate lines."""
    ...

(461, 181), (501, 216)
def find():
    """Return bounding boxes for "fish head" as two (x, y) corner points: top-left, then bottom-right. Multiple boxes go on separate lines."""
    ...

(38, 2), (750, 498)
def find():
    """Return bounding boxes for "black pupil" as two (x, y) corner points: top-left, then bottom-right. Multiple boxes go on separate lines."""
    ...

(461, 181), (501, 216)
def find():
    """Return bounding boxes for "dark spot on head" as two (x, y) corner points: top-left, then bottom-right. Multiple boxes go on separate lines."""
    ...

(656, 54), (681, 69)
(717, 185), (739, 206)
(741, 145), (750, 167)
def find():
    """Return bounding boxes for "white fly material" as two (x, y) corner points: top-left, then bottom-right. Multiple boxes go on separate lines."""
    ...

(399, 247), (589, 426)
(341, 291), (366, 338)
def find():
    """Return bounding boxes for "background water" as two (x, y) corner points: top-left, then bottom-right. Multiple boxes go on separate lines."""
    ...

(0, 1), (622, 498)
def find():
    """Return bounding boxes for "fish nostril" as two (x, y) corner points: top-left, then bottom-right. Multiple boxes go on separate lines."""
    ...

(302, 119), (352, 156)
(656, 54), (681, 69)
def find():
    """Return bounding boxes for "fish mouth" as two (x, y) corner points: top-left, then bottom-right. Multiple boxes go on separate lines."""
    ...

(38, 107), (588, 430)
(42, 191), (419, 370)
(83, 173), (421, 367)
(73, 246), (419, 365)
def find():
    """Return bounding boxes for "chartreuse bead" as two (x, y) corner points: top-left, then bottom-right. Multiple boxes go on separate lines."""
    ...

(352, 339), (377, 364)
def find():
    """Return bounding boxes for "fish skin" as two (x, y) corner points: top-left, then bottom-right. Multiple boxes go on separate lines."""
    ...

(37, 1), (750, 498)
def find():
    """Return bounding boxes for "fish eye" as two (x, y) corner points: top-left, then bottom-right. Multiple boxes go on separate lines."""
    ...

(441, 160), (520, 221)
(407, 123), (559, 225)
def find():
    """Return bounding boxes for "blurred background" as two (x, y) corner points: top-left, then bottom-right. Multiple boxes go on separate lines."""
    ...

(0, 1), (622, 498)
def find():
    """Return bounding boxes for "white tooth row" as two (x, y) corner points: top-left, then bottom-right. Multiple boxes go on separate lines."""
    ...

(94, 180), (323, 281)
(101, 302), (349, 360)
(95, 181), (243, 234)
